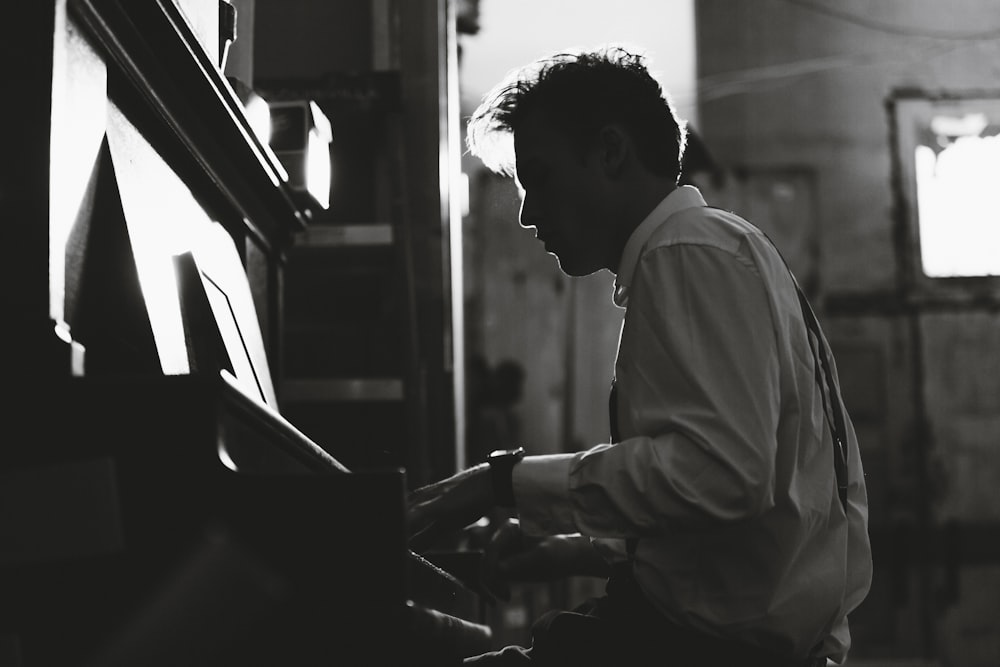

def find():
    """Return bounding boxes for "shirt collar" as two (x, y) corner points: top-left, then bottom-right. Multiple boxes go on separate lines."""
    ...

(612, 185), (707, 307)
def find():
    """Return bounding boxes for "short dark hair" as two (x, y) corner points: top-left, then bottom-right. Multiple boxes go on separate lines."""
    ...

(466, 45), (687, 180)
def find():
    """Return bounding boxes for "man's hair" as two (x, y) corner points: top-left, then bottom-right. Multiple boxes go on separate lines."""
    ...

(466, 44), (687, 180)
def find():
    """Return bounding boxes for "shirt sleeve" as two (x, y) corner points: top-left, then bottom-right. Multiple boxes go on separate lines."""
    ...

(513, 242), (783, 537)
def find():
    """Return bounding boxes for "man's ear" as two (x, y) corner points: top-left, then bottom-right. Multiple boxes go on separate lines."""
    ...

(597, 124), (629, 177)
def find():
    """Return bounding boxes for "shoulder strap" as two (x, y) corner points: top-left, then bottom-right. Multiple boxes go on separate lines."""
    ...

(613, 208), (849, 568)
(795, 288), (850, 512)
(704, 205), (849, 512)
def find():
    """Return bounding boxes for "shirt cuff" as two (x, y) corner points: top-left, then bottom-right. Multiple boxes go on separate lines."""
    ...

(511, 453), (577, 535)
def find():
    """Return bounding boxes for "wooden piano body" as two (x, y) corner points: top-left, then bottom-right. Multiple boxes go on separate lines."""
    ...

(2, 1), (488, 664)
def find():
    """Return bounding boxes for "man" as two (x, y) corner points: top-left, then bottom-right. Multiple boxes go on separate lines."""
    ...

(408, 45), (872, 666)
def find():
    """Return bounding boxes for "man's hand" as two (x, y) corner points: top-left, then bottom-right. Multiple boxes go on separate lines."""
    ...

(480, 518), (610, 601)
(407, 464), (495, 552)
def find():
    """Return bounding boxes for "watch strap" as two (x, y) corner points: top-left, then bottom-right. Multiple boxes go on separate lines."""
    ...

(488, 447), (524, 508)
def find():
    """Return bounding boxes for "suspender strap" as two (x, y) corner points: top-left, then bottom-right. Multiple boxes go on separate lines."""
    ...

(609, 218), (850, 566)
(702, 205), (849, 514)
(608, 381), (620, 445)
(795, 288), (850, 512)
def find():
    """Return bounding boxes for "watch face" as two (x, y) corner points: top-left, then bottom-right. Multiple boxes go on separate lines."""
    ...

(490, 448), (524, 464)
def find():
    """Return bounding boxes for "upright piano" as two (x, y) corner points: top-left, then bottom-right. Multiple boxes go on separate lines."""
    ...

(2, 1), (489, 664)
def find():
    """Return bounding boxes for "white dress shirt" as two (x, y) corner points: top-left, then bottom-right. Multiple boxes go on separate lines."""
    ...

(511, 185), (872, 662)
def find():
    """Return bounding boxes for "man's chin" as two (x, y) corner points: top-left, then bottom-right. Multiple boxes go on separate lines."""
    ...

(553, 254), (600, 277)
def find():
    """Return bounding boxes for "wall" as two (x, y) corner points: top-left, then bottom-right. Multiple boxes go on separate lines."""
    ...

(254, 0), (373, 77)
(696, 1), (1000, 664)
(697, 0), (1000, 294)
(464, 172), (624, 459)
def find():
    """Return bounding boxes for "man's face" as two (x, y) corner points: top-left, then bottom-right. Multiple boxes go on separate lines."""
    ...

(513, 114), (615, 276)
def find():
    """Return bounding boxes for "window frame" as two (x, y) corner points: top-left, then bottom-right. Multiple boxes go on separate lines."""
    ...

(889, 90), (1000, 306)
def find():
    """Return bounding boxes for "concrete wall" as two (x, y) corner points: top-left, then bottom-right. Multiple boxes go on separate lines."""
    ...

(696, 2), (1000, 664)
(697, 0), (1000, 294)
(464, 172), (624, 458)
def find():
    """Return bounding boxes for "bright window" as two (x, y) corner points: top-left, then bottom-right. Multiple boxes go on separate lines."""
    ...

(912, 111), (1000, 278)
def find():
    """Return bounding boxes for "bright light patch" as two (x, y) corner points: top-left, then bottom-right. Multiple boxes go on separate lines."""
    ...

(218, 441), (239, 472)
(305, 101), (332, 210)
(914, 119), (1000, 278)
(244, 92), (272, 146)
(306, 129), (331, 209)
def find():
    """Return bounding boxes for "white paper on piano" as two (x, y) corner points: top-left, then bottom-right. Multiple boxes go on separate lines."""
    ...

(107, 100), (277, 407)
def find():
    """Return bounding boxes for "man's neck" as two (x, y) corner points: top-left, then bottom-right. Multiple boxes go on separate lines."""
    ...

(608, 181), (678, 274)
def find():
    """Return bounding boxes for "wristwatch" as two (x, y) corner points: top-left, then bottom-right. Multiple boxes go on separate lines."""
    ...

(487, 447), (525, 508)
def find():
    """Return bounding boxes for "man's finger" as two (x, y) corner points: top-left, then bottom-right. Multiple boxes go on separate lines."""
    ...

(409, 520), (448, 552)
(406, 495), (438, 537)
(409, 500), (472, 549)
(408, 482), (459, 538)
(407, 480), (445, 506)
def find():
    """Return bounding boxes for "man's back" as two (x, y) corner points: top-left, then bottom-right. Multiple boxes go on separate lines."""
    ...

(603, 196), (873, 659)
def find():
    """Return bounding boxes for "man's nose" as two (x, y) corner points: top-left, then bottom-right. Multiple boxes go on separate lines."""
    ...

(518, 195), (538, 230)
